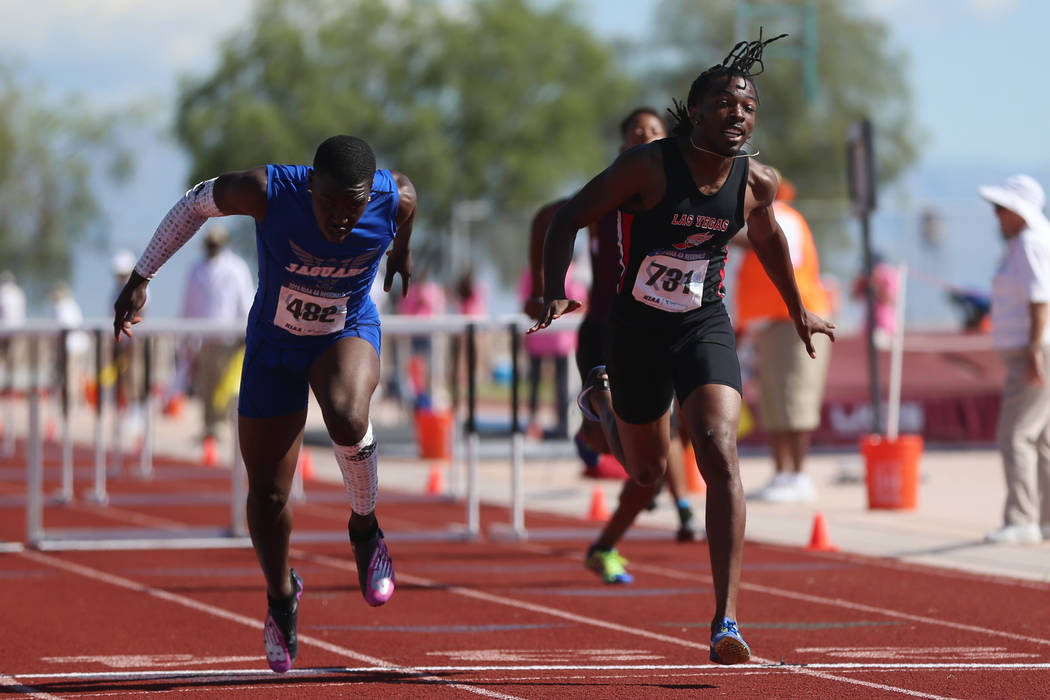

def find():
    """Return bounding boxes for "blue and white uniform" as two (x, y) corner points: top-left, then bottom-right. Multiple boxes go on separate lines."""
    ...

(239, 164), (399, 418)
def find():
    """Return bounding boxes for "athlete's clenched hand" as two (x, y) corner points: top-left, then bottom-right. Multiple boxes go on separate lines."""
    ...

(112, 271), (149, 341)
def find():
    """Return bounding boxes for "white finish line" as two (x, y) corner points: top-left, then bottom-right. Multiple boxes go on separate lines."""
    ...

(12, 661), (1050, 682)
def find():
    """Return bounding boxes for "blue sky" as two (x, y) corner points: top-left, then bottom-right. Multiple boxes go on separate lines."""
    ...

(2, 0), (1047, 322)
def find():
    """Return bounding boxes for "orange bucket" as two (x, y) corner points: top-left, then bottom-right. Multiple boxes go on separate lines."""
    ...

(860, 434), (922, 510)
(415, 409), (453, 459)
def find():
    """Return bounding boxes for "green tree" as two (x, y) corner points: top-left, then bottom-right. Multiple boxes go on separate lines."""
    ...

(0, 64), (135, 302)
(173, 0), (636, 279)
(646, 0), (918, 252)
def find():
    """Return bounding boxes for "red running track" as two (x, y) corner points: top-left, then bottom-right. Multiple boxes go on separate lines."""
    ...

(1, 441), (1049, 699)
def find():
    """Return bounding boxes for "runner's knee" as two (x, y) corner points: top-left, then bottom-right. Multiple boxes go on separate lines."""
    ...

(693, 424), (738, 480)
(320, 400), (370, 444)
(247, 484), (290, 516)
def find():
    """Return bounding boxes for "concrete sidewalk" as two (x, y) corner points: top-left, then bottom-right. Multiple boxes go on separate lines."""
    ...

(11, 392), (1050, 584)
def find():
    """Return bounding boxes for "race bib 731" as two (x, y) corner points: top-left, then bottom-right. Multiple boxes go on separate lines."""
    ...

(631, 252), (708, 313)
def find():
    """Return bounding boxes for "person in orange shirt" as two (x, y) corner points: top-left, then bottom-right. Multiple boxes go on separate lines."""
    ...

(734, 173), (833, 503)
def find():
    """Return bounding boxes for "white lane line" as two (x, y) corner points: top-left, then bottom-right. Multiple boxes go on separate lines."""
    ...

(584, 556), (1050, 647)
(297, 551), (966, 700)
(301, 550), (709, 649)
(16, 550), (524, 700)
(0, 674), (61, 699)
(16, 661), (1050, 680)
(515, 540), (1050, 647)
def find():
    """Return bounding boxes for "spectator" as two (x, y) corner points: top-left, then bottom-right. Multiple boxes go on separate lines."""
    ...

(518, 264), (584, 440)
(0, 270), (26, 401)
(0, 270), (26, 328)
(734, 173), (833, 503)
(396, 267), (446, 402)
(181, 225), (255, 440)
(852, 252), (900, 349)
(979, 174), (1050, 544)
(50, 282), (90, 405)
(449, 265), (490, 411)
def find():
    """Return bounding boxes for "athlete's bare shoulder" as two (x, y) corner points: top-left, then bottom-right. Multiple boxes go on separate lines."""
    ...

(390, 170), (416, 204)
(747, 160), (778, 208)
(611, 138), (667, 210)
(618, 138), (665, 172)
(214, 166), (268, 220)
(390, 170), (417, 226)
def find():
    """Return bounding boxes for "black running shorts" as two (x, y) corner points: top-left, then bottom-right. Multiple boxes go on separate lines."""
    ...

(606, 304), (741, 424)
(575, 315), (607, 382)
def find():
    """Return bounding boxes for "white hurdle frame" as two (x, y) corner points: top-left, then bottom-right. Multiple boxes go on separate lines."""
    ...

(2, 312), (563, 550)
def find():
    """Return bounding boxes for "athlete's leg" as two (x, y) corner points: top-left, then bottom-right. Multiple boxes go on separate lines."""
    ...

(308, 336), (380, 536)
(584, 409), (669, 584)
(240, 410), (308, 601)
(679, 383), (743, 631)
(613, 412), (671, 488)
(309, 335), (395, 606)
(583, 367), (627, 464)
(592, 480), (659, 550)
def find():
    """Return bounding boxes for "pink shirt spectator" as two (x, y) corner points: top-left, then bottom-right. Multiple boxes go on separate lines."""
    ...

(853, 262), (900, 337)
(519, 266), (586, 357)
(457, 280), (488, 316)
(870, 263), (900, 336)
(398, 279), (446, 316)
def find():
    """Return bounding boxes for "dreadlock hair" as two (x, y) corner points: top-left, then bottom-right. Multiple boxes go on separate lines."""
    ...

(313, 135), (376, 187)
(619, 106), (666, 139)
(669, 29), (788, 137)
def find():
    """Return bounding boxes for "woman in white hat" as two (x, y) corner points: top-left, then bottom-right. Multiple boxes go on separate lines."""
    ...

(980, 174), (1050, 544)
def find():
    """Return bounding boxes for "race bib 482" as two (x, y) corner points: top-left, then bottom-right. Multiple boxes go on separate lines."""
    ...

(273, 283), (348, 335)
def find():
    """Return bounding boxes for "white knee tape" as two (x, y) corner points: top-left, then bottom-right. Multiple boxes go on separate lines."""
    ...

(333, 423), (378, 516)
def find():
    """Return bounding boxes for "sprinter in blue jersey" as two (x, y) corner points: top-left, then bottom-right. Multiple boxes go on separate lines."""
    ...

(113, 135), (416, 673)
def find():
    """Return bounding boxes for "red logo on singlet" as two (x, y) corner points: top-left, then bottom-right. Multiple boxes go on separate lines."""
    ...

(670, 213), (729, 249)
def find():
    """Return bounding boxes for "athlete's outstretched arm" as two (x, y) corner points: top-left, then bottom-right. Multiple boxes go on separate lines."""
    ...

(524, 199), (568, 320)
(744, 164), (835, 356)
(530, 147), (657, 332)
(384, 171), (416, 298)
(112, 168), (267, 340)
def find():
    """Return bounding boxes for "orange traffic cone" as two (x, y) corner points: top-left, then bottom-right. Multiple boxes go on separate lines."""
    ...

(202, 435), (218, 467)
(805, 512), (839, 552)
(588, 486), (611, 521)
(297, 447), (315, 481)
(683, 445), (706, 495)
(426, 463), (445, 495)
(163, 393), (186, 418)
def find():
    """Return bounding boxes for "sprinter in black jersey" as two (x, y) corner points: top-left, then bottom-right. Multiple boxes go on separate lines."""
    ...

(530, 33), (835, 665)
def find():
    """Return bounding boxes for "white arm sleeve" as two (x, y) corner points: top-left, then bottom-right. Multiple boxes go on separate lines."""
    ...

(133, 179), (224, 279)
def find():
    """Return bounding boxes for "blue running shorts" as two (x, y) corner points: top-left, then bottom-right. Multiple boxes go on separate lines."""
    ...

(238, 321), (381, 419)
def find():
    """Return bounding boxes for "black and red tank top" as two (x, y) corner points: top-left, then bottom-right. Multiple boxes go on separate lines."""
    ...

(613, 137), (748, 326)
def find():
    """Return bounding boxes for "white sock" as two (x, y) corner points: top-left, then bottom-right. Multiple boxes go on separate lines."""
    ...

(333, 423), (378, 516)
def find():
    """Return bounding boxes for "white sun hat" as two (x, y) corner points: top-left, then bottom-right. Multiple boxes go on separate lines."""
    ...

(110, 249), (137, 276)
(978, 174), (1049, 230)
